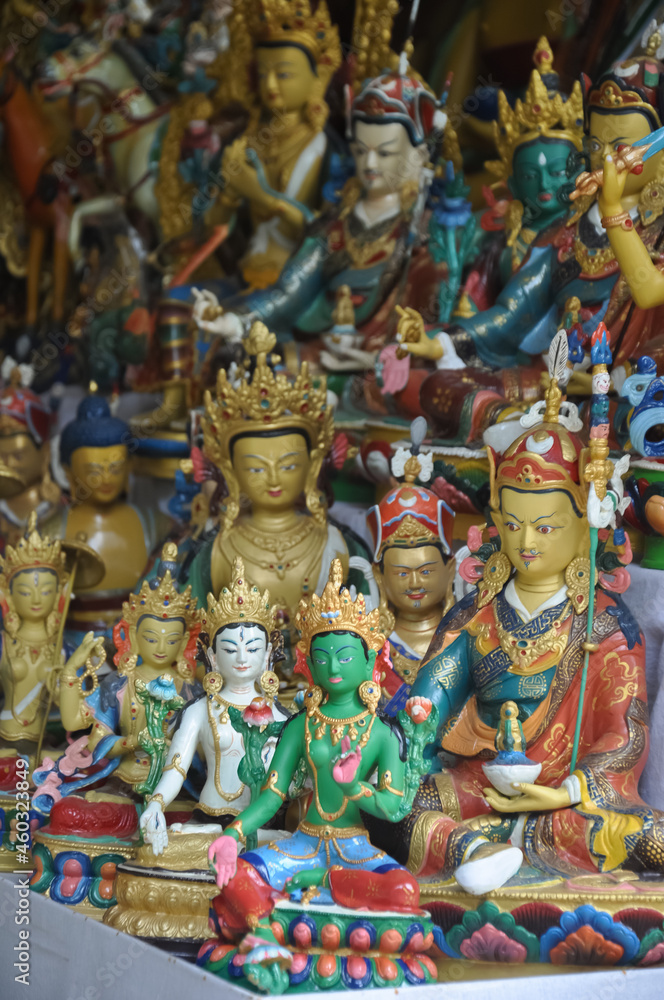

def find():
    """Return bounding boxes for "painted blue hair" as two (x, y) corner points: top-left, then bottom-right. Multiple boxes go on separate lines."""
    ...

(59, 396), (132, 466)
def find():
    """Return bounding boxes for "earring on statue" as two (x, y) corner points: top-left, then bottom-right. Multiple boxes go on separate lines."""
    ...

(358, 680), (380, 715)
(259, 669), (279, 705)
(565, 557), (594, 614)
(203, 671), (224, 698)
(477, 551), (511, 608)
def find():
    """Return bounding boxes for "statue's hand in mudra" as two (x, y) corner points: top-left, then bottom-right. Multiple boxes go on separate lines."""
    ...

(395, 306), (443, 361)
(484, 781), (572, 813)
(208, 834), (239, 888)
(598, 153), (630, 217)
(332, 735), (364, 794)
(62, 631), (105, 679)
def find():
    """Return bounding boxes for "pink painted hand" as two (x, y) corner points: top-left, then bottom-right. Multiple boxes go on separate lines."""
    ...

(333, 734), (363, 786)
(379, 343), (411, 395)
(208, 834), (239, 888)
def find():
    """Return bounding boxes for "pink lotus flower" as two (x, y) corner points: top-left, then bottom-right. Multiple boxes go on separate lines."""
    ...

(379, 344), (411, 395)
(243, 697), (274, 727)
(405, 696), (432, 724)
(466, 524), (484, 552)
(460, 924), (528, 963)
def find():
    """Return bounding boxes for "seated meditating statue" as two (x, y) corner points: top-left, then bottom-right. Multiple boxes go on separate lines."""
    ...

(46, 544), (202, 796)
(366, 419), (456, 701)
(197, 560), (521, 992)
(368, 335), (664, 885)
(386, 35), (664, 441)
(140, 557), (289, 845)
(0, 515), (98, 759)
(160, 0), (342, 290)
(182, 321), (370, 643)
(57, 394), (160, 640)
(196, 63), (453, 354)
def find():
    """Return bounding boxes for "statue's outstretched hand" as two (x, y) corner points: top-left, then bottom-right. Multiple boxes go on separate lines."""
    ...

(140, 801), (168, 856)
(484, 782), (571, 813)
(63, 632), (105, 678)
(395, 306), (443, 360)
(208, 834), (239, 888)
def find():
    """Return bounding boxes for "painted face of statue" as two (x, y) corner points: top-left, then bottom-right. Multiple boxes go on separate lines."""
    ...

(351, 121), (427, 201)
(0, 434), (44, 489)
(587, 110), (661, 197)
(67, 444), (129, 505)
(255, 44), (317, 114)
(509, 138), (573, 223)
(214, 624), (269, 685)
(231, 432), (309, 511)
(135, 616), (187, 671)
(382, 544), (452, 614)
(494, 487), (589, 583)
(10, 568), (59, 623)
(308, 631), (376, 698)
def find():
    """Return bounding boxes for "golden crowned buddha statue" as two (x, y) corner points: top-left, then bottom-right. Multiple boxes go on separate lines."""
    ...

(158, 0), (341, 289)
(0, 514), (98, 757)
(183, 321), (363, 634)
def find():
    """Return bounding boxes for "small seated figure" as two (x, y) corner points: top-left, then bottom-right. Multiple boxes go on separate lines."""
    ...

(54, 544), (202, 793)
(0, 515), (98, 759)
(367, 419), (456, 699)
(57, 394), (160, 638)
(198, 560), (521, 992)
(140, 557), (289, 849)
(0, 363), (62, 545)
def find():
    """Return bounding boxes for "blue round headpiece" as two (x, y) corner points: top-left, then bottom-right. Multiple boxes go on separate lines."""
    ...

(60, 395), (132, 466)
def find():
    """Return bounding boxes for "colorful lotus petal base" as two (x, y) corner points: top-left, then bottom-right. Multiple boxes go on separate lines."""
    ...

(423, 866), (664, 968)
(197, 899), (438, 993)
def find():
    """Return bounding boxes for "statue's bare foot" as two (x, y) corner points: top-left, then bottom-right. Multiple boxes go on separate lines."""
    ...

(455, 842), (522, 895)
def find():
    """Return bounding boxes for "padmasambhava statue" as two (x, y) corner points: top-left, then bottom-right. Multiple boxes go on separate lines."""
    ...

(371, 341), (664, 882)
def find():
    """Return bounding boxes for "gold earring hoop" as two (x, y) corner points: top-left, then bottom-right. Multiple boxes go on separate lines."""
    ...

(477, 551), (511, 608)
(259, 669), (279, 705)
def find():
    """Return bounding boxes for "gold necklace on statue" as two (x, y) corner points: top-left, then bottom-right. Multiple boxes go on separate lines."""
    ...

(206, 697), (245, 803)
(304, 711), (376, 822)
(493, 600), (571, 672)
(234, 516), (316, 562)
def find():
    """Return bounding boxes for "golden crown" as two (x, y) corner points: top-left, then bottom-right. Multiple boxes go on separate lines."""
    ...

(122, 543), (200, 631)
(203, 557), (275, 636)
(0, 512), (67, 584)
(246, 0), (341, 80)
(296, 558), (385, 653)
(203, 321), (334, 466)
(487, 37), (584, 183)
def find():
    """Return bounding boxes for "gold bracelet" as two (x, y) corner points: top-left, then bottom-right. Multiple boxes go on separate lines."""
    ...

(163, 753), (187, 780)
(226, 818), (246, 843)
(600, 211), (634, 231)
(261, 769), (287, 802)
(146, 793), (165, 808)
